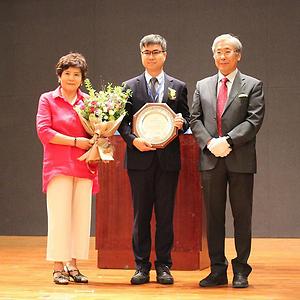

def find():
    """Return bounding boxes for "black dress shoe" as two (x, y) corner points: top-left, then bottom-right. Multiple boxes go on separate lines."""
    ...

(199, 272), (228, 287)
(232, 273), (248, 288)
(130, 269), (150, 285)
(156, 265), (174, 284)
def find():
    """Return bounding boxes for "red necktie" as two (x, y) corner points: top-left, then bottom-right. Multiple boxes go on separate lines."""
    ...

(217, 77), (228, 136)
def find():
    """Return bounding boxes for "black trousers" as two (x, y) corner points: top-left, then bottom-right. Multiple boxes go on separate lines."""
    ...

(201, 159), (253, 276)
(128, 155), (179, 270)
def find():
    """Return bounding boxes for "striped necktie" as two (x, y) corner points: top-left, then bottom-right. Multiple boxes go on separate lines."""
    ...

(150, 77), (158, 101)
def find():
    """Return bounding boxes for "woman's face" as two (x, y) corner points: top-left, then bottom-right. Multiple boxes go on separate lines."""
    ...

(59, 67), (82, 93)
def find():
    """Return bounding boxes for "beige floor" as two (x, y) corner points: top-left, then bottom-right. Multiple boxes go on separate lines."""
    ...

(0, 236), (299, 299)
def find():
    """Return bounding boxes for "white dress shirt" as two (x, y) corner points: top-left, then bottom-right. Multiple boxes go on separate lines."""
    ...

(145, 70), (165, 102)
(217, 68), (238, 98)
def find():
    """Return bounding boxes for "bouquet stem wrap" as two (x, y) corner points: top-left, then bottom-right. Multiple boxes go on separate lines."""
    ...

(76, 113), (125, 171)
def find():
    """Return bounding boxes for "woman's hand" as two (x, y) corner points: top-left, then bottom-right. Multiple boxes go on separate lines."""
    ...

(50, 133), (93, 150)
(75, 137), (93, 150)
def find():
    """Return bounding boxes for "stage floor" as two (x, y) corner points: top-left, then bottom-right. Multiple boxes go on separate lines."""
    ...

(0, 237), (299, 299)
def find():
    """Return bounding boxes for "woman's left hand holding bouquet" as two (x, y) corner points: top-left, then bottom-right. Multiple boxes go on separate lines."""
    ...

(75, 137), (95, 150)
(49, 133), (93, 150)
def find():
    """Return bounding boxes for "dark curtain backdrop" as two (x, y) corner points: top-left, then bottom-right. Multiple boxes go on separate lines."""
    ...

(0, 0), (299, 237)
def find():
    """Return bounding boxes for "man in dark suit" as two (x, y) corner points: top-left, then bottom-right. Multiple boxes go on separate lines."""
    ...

(118, 34), (190, 285)
(190, 34), (265, 288)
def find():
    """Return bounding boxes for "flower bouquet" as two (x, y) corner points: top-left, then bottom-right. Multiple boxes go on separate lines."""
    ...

(74, 79), (132, 170)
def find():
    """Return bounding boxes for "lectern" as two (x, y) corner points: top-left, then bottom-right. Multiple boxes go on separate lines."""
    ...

(95, 134), (209, 270)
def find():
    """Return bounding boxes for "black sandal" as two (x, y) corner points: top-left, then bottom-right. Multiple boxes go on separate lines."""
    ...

(64, 266), (88, 283)
(53, 270), (69, 285)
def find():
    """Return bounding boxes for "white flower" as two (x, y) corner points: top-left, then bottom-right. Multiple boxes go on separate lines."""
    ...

(168, 87), (176, 100)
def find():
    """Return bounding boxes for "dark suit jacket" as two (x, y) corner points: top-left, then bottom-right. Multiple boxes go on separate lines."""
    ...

(190, 71), (265, 173)
(118, 73), (190, 171)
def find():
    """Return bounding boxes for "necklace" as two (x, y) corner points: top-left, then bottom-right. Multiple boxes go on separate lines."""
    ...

(69, 95), (77, 105)
(60, 87), (77, 105)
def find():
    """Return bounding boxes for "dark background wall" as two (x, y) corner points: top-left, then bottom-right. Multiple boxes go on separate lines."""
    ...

(0, 0), (299, 237)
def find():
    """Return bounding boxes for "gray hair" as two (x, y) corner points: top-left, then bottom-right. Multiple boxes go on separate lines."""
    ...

(139, 34), (167, 52)
(211, 34), (243, 53)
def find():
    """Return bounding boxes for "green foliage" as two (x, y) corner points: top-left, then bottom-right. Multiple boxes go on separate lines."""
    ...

(75, 79), (132, 121)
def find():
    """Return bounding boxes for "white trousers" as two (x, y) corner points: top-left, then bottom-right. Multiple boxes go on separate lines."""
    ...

(46, 175), (92, 261)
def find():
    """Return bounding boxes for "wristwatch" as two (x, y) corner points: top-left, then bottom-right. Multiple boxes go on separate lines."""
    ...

(226, 135), (233, 147)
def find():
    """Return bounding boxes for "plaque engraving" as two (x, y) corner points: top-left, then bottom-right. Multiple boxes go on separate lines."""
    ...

(133, 103), (178, 148)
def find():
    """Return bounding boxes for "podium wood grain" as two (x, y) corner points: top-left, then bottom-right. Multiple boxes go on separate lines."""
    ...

(96, 135), (209, 270)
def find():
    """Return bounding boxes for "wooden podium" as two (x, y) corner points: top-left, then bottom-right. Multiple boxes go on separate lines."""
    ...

(95, 134), (209, 270)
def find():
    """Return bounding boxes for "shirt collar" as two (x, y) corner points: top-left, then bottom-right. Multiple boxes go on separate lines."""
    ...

(144, 70), (165, 84)
(218, 68), (238, 83)
(52, 86), (62, 99)
(53, 86), (85, 102)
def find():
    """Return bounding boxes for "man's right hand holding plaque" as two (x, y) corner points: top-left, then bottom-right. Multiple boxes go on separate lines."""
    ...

(132, 103), (184, 149)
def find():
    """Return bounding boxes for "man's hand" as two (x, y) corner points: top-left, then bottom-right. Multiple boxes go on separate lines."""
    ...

(219, 146), (232, 157)
(133, 138), (156, 152)
(174, 113), (185, 130)
(207, 137), (231, 157)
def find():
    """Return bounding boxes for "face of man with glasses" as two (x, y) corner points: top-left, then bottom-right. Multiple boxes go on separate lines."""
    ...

(141, 44), (167, 76)
(213, 40), (241, 76)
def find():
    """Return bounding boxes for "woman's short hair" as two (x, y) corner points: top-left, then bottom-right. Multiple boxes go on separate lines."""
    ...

(212, 34), (243, 53)
(56, 52), (88, 81)
(139, 34), (167, 52)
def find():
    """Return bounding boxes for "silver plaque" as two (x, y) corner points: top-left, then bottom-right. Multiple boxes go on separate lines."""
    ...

(133, 103), (178, 148)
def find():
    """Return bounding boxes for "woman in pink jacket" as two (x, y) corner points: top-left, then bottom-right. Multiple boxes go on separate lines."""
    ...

(36, 52), (98, 285)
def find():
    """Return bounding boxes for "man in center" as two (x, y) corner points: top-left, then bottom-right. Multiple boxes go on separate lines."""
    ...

(118, 34), (190, 285)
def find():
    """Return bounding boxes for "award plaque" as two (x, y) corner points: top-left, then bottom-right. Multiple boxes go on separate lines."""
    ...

(133, 103), (178, 148)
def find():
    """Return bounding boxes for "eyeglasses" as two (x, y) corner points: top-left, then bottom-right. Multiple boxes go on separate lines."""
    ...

(214, 50), (238, 58)
(141, 50), (166, 56)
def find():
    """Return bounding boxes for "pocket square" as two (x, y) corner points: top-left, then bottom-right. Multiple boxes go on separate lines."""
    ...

(238, 93), (248, 98)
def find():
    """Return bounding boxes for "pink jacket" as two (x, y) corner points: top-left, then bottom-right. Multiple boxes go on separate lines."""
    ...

(36, 87), (99, 194)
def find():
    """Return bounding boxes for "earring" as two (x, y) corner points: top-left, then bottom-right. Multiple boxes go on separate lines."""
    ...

(58, 78), (61, 84)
